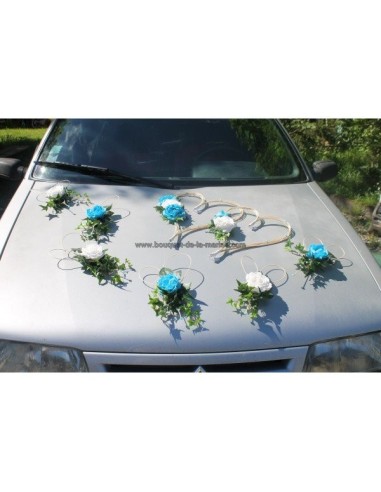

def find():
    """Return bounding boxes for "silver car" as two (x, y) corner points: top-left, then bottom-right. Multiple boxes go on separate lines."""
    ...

(0, 119), (380, 372)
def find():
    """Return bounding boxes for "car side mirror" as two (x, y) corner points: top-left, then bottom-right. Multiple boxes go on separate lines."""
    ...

(0, 158), (24, 180)
(312, 160), (338, 182)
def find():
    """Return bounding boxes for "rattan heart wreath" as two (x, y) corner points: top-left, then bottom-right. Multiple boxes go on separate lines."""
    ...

(155, 192), (292, 260)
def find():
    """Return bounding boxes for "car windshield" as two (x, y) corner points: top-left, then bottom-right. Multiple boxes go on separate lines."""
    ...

(33, 119), (307, 186)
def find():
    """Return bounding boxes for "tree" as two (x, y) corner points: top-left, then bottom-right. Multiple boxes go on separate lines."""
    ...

(281, 119), (381, 198)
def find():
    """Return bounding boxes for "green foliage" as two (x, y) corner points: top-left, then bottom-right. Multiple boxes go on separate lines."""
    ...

(227, 280), (273, 320)
(285, 239), (335, 277)
(77, 206), (114, 241)
(356, 193), (380, 209)
(321, 148), (380, 198)
(208, 221), (232, 244)
(40, 189), (90, 214)
(73, 250), (132, 285)
(148, 284), (203, 330)
(281, 119), (381, 198)
(230, 119), (296, 176)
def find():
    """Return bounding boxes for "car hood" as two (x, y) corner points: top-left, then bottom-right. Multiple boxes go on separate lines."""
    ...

(0, 180), (381, 353)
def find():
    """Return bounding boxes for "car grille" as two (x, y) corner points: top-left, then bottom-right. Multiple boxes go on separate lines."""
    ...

(84, 346), (308, 372)
(105, 359), (290, 372)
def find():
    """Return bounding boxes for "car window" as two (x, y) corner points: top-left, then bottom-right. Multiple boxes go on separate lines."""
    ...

(33, 119), (307, 185)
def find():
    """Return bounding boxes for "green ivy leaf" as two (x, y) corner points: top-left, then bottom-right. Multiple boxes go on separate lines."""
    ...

(148, 284), (203, 329)
(228, 280), (272, 319)
(73, 251), (132, 286)
(41, 188), (91, 215)
(208, 222), (232, 244)
(285, 241), (336, 278)
(77, 208), (115, 241)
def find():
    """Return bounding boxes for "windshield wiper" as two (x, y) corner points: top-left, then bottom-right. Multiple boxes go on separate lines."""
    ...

(35, 161), (174, 189)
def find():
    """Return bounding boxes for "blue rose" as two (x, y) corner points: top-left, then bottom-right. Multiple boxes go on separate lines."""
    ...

(214, 210), (229, 218)
(306, 243), (329, 260)
(162, 204), (186, 222)
(157, 273), (182, 294)
(86, 205), (107, 220)
(158, 194), (177, 206)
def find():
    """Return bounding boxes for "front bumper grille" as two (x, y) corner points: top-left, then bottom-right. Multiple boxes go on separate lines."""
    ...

(105, 359), (290, 372)
(84, 346), (308, 372)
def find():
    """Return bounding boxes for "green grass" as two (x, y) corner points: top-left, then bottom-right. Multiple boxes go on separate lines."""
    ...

(330, 195), (381, 252)
(355, 192), (380, 208)
(0, 128), (47, 149)
(373, 251), (381, 267)
(319, 148), (380, 199)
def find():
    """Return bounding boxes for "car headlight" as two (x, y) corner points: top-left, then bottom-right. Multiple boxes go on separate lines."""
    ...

(0, 340), (88, 372)
(304, 331), (381, 372)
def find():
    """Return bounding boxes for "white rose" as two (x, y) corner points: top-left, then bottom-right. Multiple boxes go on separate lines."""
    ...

(81, 242), (105, 261)
(160, 198), (183, 208)
(245, 272), (272, 292)
(46, 184), (66, 198)
(213, 215), (235, 233)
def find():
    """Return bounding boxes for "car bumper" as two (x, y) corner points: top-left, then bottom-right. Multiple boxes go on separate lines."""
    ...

(83, 346), (308, 372)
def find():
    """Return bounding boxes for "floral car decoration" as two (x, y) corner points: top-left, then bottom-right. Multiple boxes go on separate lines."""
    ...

(227, 271), (273, 320)
(208, 210), (236, 244)
(6, 117), (370, 373)
(148, 269), (203, 329)
(77, 204), (115, 241)
(40, 184), (90, 214)
(285, 239), (336, 278)
(155, 195), (187, 224)
(72, 242), (133, 286)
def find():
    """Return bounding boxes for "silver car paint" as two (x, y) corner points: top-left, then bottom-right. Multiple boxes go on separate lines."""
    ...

(0, 177), (380, 363)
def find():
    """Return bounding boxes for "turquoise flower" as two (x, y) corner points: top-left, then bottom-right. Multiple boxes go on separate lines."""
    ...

(86, 205), (106, 220)
(158, 195), (177, 206)
(162, 204), (186, 222)
(214, 210), (229, 218)
(306, 243), (329, 260)
(157, 273), (182, 294)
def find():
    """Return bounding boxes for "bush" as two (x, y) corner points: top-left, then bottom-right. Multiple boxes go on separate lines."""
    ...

(281, 119), (381, 199)
(322, 148), (381, 198)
